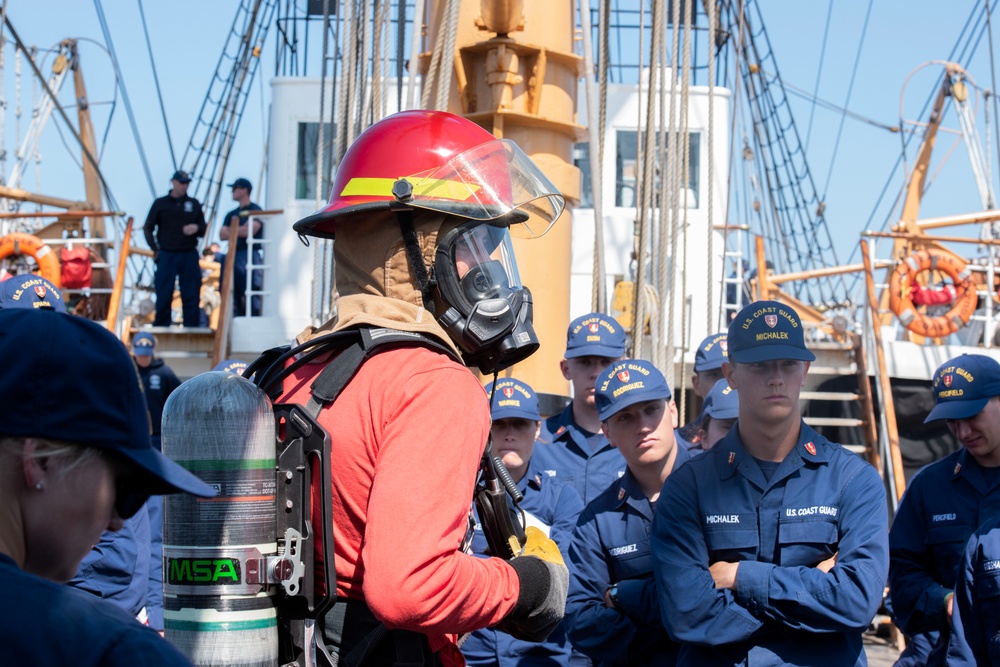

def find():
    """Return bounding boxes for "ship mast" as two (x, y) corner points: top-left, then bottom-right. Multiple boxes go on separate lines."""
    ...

(422, 0), (583, 395)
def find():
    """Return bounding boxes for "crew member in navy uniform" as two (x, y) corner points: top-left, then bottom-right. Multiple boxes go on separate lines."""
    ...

(891, 354), (1000, 666)
(533, 313), (627, 505)
(565, 359), (688, 666)
(219, 177), (264, 316)
(651, 300), (889, 666)
(131, 330), (182, 633)
(947, 516), (1000, 665)
(675, 332), (727, 450)
(696, 378), (739, 451)
(0, 307), (215, 666)
(463, 378), (585, 667)
(143, 170), (207, 327)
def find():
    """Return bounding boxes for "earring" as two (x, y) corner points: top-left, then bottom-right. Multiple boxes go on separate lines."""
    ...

(35, 481), (43, 490)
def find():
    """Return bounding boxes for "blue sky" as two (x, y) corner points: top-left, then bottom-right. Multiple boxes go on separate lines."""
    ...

(8, 0), (1000, 269)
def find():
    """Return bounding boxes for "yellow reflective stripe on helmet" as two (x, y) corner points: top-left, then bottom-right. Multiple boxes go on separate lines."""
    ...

(340, 177), (480, 200)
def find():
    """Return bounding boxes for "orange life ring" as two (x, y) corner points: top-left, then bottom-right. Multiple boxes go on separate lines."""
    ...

(888, 249), (976, 338)
(0, 232), (61, 287)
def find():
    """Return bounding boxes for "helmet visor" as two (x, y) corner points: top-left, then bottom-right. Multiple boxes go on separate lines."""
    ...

(451, 224), (523, 306)
(406, 139), (564, 238)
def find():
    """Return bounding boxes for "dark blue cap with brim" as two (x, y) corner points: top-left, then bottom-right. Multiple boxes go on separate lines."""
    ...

(703, 378), (739, 420)
(727, 300), (816, 363)
(0, 276), (65, 313)
(213, 359), (249, 375)
(595, 358), (672, 422)
(485, 378), (541, 421)
(0, 309), (216, 498)
(925, 354), (1000, 423)
(133, 331), (156, 356)
(694, 333), (728, 371)
(565, 312), (626, 359)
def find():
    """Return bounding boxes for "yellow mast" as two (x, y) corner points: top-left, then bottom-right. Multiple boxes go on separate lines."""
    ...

(424, 0), (584, 396)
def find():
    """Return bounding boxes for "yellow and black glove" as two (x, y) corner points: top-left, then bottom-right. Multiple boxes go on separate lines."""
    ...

(496, 526), (569, 643)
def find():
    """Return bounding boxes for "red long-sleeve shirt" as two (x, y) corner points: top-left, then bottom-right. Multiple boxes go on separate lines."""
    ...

(282, 344), (520, 649)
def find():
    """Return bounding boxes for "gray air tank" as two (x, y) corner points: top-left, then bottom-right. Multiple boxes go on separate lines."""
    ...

(162, 371), (278, 667)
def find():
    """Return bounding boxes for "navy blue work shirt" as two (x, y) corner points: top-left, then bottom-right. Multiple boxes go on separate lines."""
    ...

(220, 202), (263, 252)
(565, 445), (691, 666)
(0, 553), (192, 666)
(70, 509), (150, 618)
(137, 358), (182, 437)
(463, 457), (585, 667)
(532, 404), (626, 505)
(947, 512), (1000, 665)
(143, 192), (207, 253)
(889, 448), (1000, 665)
(651, 421), (889, 666)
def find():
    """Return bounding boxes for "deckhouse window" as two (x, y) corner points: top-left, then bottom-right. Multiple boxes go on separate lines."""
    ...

(296, 122), (335, 201)
(612, 130), (700, 208)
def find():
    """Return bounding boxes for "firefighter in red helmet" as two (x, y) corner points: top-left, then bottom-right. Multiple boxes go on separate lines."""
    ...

(282, 110), (568, 666)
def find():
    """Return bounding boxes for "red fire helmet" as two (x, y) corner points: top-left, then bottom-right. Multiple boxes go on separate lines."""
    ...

(293, 110), (564, 239)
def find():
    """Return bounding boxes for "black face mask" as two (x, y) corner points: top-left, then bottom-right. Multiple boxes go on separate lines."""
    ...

(432, 221), (539, 374)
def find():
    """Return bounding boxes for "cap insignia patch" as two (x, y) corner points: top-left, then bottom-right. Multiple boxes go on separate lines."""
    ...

(617, 370), (630, 383)
(764, 314), (778, 328)
(34, 285), (46, 299)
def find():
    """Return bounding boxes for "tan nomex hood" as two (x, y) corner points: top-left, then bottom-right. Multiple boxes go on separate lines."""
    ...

(295, 210), (462, 356)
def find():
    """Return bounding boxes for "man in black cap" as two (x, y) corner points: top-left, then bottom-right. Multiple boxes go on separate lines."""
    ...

(219, 177), (264, 317)
(143, 170), (207, 327)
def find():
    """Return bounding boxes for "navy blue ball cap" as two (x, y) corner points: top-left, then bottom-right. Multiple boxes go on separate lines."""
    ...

(0, 275), (66, 312)
(703, 378), (739, 420)
(565, 312), (626, 359)
(485, 378), (541, 421)
(694, 333), (728, 371)
(171, 169), (192, 183)
(212, 359), (249, 375)
(0, 309), (215, 498)
(132, 331), (156, 356)
(595, 358), (672, 422)
(727, 300), (816, 363)
(925, 354), (1000, 423)
(227, 177), (252, 191)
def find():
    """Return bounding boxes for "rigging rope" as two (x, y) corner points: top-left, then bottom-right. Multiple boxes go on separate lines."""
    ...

(94, 0), (157, 198)
(579, 0), (606, 314)
(663, 0), (682, 380)
(678, 0), (694, 420)
(707, 0), (716, 335)
(803, 0), (833, 153)
(632, 0), (663, 361)
(137, 0), (177, 172)
(820, 0), (872, 200)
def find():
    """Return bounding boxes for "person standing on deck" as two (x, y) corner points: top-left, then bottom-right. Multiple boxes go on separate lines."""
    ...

(651, 300), (889, 666)
(533, 313), (627, 505)
(218, 177), (264, 317)
(143, 170), (207, 327)
(891, 354), (1000, 666)
(565, 359), (689, 666)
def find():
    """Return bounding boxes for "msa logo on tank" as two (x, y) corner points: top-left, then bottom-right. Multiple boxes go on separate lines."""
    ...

(168, 556), (242, 585)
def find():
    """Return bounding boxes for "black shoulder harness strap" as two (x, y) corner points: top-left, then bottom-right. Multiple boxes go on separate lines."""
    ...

(302, 327), (458, 418)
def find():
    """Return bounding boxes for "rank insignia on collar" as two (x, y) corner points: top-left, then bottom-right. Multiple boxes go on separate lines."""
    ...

(955, 463), (962, 476)
(728, 451), (735, 466)
(535, 474), (541, 486)
(556, 426), (566, 436)
(804, 442), (817, 456)
(618, 487), (626, 501)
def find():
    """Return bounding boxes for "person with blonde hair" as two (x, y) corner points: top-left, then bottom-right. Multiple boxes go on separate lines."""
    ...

(0, 307), (215, 665)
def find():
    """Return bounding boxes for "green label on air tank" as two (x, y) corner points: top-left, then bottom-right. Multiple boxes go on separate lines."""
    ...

(167, 557), (242, 585)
